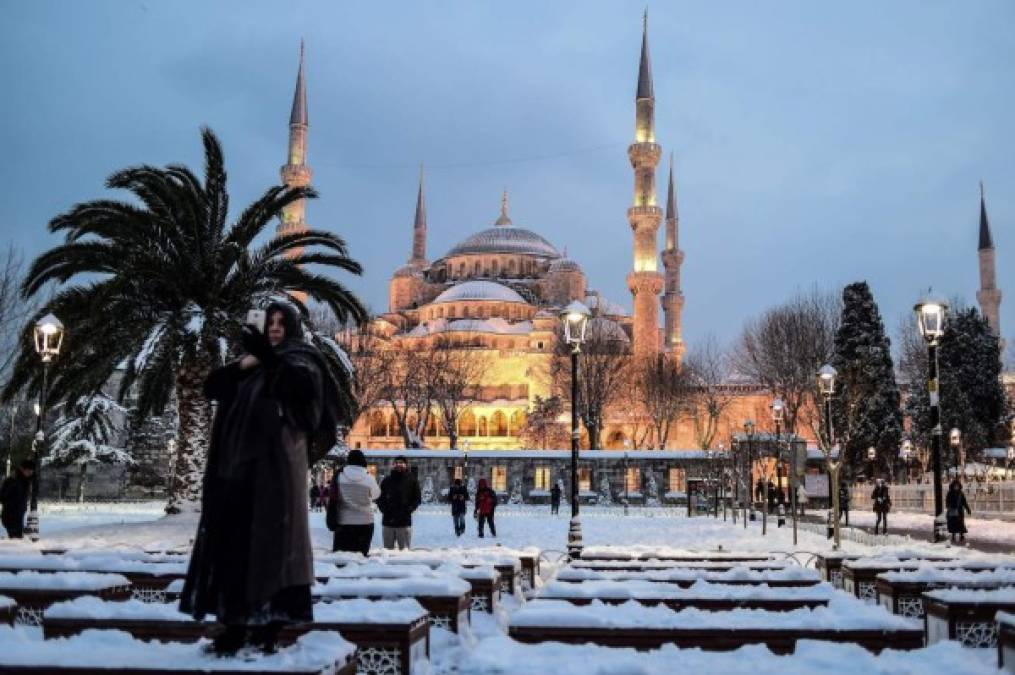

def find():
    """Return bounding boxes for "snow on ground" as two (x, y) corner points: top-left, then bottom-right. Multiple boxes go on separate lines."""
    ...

(3, 502), (1013, 674)
(813, 508), (1015, 548)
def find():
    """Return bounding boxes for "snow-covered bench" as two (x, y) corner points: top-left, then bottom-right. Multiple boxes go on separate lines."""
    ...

(508, 597), (924, 654)
(567, 559), (791, 573)
(579, 547), (772, 564)
(924, 588), (1015, 649)
(815, 551), (956, 588)
(0, 626), (356, 674)
(0, 554), (186, 602)
(0, 572), (131, 626)
(327, 560), (502, 614)
(42, 597), (430, 675)
(876, 568), (1015, 619)
(314, 577), (471, 633)
(534, 578), (833, 612)
(553, 565), (821, 588)
(998, 610), (1015, 670)
(372, 551), (522, 597)
(843, 558), (1014, 604)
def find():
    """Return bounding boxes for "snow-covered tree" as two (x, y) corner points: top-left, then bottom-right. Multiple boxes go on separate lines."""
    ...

(46, 395), (132, 502)
(509, 478), (522, 504)
(830, 282), (903, 478)
(421, 476), (435, 504)
(644, 472), (660, 506)
(598, 472), (613, 505)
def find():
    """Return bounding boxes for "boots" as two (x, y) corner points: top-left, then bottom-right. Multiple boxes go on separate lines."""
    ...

(208, 625), (246, 657)
(250, 622), (283, 655)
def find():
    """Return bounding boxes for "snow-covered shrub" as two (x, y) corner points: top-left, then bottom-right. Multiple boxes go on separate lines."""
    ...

(46, 395), (133, 502)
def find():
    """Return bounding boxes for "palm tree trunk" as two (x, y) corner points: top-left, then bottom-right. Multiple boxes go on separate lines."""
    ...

(165, 352), (212, 514)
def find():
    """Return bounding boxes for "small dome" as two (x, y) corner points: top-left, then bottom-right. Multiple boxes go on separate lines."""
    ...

(549, 257), (582, 274)
(588, 316), (630, 343)
(432, 280), (527, 304)
(585, 294), (628, 317)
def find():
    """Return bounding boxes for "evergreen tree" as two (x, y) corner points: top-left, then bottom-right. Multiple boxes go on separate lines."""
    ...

(906, 307), (1006, 464)
(830, 282), (903, 479)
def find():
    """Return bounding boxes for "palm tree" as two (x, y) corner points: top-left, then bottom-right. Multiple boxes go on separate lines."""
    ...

(4, 128), (367, 512)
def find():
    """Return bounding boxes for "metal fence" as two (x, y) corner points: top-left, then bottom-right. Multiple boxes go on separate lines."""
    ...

(849, 481), (1015, 518)
(796, 519), (916, 547)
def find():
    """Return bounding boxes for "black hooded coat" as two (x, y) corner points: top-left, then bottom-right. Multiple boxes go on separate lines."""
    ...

(179, 303), (341, 626)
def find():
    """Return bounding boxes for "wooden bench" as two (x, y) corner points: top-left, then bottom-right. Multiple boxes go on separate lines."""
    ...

(0, 555), (186, 603)
(842, 558), (1010, 604)
(579, 549), (772, 564)
(815, 552), (954, 589)
(315, 577), (471, 633)
(567, 560), (791, 573)
(997, 610), (1014, 670)
(0, 627), (356, 675)
(534, 579), (832, 612)
(508, 599), (923, 654)
(876, 568), (1015, 619)
(374, 551), (522, 597)
(0, 572), (132, 625)
(554, 566), (821, 589)
(42, 597), (430, 675)
(924, 588), (1015, 649)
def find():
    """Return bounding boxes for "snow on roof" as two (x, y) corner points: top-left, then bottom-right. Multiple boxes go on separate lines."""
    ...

(408, 317), (534, 337)
(585, 293), (628, 317)
(433, 280), (528, 304)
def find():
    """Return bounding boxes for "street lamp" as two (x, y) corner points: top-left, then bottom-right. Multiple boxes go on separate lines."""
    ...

(623, 440), (631, 516)
(26, 313), (64, 540)
(900, 439), (913, 484)
(770, 398), (785, 508)
(1008, 446), (1014, 481)
(744, 419), (756, 524)
(867, 446), (877, 481)
(817, 363), (840, 547)
(914, 291), (948, 542)
(560, 300), (590, 559)
(949, 428), (962, 477)
(717, 443), (725, 520)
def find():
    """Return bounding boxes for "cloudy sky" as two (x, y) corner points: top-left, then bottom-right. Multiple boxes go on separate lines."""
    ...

(1, 1), (1012, 349)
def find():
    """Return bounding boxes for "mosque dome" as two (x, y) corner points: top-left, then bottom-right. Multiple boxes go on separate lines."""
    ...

(445, 190), (560, 259)
(433, 280), (528, 304)
(548, 256), (582, 274)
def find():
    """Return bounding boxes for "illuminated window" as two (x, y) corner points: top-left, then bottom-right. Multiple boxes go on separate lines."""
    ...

(625, 467), (641, 493)
(367, 465), (377, 479)
(369, 410), (387, 437)
(668, 467), (686, 493)
(492, 466), (508, 492)
(578, 467), (592, 492)
(459, 411), (477, 437)
(453, 465), (464, 480)
(534, 467), (551, 491)
(491, 411), (508, 436)
(478, 416), (488, 436)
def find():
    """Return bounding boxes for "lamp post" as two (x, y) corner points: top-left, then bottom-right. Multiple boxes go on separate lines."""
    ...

(462, 439), (470, 480)
(901, 439), (913, 485)
(949, 428), (962, 478)
(1008, 447), (1014, 481)
(744, 419), (756, 524)
(717, 443), (725, 520)
(867, 446), (877, 482)
(915, 292), (948, 542)
(25, 313), (64, 541)
(817, 363), (840, 548)
(560, 301), (590, 559)
(771, 398), (785, 507)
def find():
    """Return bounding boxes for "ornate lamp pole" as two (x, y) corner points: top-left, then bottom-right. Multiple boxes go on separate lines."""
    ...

(949, 428), (962, 478)
(867, 446), (877, 481)
(560, 301), (590, 560)
(25, 313), (65, 541)
(817, 363), (840, 547)
(914, 292), (948, 542)
(744, 419), (756, 524)
(900, 439), (913, 485)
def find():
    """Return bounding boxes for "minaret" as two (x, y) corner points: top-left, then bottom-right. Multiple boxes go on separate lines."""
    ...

(409, 165), (428, 266)
(976, 181), (1002, 337)
(278, 41), (312, 259)
(661, 153), (685, 358)
(626, 12), (664, 357)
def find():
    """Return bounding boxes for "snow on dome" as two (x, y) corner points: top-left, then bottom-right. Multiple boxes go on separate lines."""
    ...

(548, 257), (583, 274)
(408, 318), (533, 337)
(446, 226), (560, 258)
(433, 280), (527, 304)
(588, 316), (630, 343)
(585, 294), (628, 317)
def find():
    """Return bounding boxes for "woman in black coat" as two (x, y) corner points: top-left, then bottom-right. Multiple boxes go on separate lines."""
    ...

(945, 479), (972, 544)
(179, 302), (341, 655)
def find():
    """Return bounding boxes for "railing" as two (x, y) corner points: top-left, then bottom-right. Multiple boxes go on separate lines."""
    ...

(850, 481), (1015, 518)
(796, 519), (916, 547)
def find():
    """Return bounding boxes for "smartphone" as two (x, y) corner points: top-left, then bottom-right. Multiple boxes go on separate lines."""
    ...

(246, 309), (266, 333)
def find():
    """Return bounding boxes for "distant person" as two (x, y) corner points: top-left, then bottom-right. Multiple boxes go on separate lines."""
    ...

(475, 478), (498, 538)
(796, 485), (808, 516)
(377, 456), (422, 550)
(946, 479), (972, 544)
(330, 450), (381, 556)
(871, 478), (891, 535)
(0, 460), (35, 539)
(550, 482), (562, 515)
(449, 478), (469, 537)
(309, 483), (321, 512)
(838, 482), (851, 525)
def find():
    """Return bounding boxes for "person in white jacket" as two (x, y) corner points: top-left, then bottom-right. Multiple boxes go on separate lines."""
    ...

(330, 449), (381, 555)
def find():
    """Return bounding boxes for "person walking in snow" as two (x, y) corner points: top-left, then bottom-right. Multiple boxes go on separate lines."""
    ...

(330, 449), (380, 555)
(0, 460), (34, 539)
(475, 478), (498, 538)
(871, 478), (891, 535)
(550, 482), (561, 515)
(838, 481), (851, 525)
(946, 479), (972, 544)
(309, 482), (321, 512)
(179, 302), (342, 656)
(449, 478), (469, 537)
(377, 456), (422, 549)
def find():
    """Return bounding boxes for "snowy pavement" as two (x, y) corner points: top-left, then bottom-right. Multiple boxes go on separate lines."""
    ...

(1, 502), (1012, 674)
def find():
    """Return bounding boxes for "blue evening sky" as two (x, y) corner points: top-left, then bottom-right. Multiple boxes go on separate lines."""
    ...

(1, 1), (1012, 348)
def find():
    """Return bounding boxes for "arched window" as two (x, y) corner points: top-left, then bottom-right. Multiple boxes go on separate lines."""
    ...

(369, 410), (387, 437)
(606, 431), (627, 449)
(478, 416), (488, 436)
(510, 410), (526, 436)
(474, 261), (480, 275)
(492, 260), (499, 276)
(508, 259), (516, 274)
(459, 410), (477, 437)
(491, 411), (508, 437)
